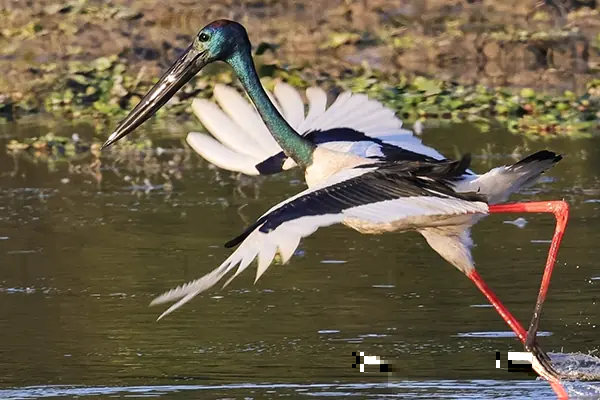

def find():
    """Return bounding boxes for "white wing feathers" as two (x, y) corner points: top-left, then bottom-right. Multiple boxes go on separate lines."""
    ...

(185, 132), (261, 175)
(149, 212), (342, 321)
(274, 82), (305, 129)
(188, 82), (446, 175)
(190, 99), (268, 159)
(212, 83), (281, 155)
(343, 197), (486, 224)
(149, 167), (488, 320)
(300, 87), (328, 132)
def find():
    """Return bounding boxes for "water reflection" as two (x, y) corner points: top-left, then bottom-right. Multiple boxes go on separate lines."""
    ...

(0, 121), (599, 398)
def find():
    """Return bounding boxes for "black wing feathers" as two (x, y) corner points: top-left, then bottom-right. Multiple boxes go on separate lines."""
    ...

(305, 128), (440, 163)
(356, 152), (472, 180)
(225, 155), (484, 249)
(255, 152), (287, 175)
(254, 127), (442, 174)
(509, 150), (562, 170)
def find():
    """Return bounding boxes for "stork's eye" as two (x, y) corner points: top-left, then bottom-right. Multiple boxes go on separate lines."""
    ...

(199, 32), (210, 42)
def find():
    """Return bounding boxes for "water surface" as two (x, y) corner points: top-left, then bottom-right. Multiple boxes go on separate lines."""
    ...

(0, 121), (598, 399)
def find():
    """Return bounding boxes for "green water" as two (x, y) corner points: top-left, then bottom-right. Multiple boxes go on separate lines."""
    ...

(0, 121), (598, 399)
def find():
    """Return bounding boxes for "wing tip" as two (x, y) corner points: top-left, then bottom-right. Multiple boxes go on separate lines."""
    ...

(512, 150), (563, 168)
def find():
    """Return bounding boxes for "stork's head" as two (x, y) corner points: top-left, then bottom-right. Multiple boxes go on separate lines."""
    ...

(102, 20), (251, 149)
(192, 20), (251, 65)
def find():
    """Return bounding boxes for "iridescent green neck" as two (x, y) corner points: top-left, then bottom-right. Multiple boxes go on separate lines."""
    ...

(226, 50), (314, 169)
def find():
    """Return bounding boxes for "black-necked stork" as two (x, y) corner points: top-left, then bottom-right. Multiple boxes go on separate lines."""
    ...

(101, 20), (570, 395)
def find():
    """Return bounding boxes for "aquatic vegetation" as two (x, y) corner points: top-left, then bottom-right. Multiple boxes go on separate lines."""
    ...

(6, 132), (98, 164)
(4, 130), (198, 194)
(0, 0), (599, 139)
(339, 69), (600, 138)
(0, 53), (236, 123)
(1, 53), (599, 140)
(320, 32), (365, 50)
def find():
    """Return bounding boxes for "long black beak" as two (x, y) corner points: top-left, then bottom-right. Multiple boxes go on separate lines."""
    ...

(101, 45), (206, 149)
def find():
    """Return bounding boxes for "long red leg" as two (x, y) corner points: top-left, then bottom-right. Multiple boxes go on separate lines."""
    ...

(488, 201), (570, 348)
(465, 200), (570, 399)
(467, 270), (568, 399)
(467, 270), (527, 342)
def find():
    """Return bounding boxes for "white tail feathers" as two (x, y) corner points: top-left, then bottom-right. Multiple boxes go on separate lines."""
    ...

(453, 151), (561, 204)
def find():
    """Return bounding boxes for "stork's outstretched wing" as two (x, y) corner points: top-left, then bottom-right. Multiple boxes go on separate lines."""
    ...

(188, 82), (449, 176)
(150, 157), (488, 320)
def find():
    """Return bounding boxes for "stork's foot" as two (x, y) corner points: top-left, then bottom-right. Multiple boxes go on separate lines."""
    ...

(529, 343), (569, 399)
(526, 329), (551, 363)
(527, 339), (561, 381)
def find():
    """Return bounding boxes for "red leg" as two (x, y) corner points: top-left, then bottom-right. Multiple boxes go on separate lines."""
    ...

(467, 270), (527, 342)
(488, 201), (569, 348)
(467, 200), (570, 399)
(467, 269), (569, 399)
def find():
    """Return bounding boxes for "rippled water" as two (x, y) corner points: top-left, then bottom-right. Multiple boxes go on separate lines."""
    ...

(0, 121), (598, 399)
